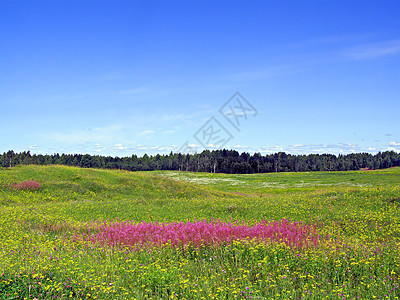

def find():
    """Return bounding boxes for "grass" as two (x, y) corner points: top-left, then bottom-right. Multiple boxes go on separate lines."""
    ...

(0, 165), (399, 299)
(151, 168), (400, 194)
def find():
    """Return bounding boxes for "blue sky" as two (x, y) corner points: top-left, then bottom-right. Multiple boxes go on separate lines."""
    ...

(1, 0), (399, 156)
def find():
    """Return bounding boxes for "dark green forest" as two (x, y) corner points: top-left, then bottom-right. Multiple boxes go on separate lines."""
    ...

(1, 150), (399, 174)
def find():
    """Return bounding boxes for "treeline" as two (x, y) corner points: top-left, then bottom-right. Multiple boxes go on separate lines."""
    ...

(1, 149), (400, 174)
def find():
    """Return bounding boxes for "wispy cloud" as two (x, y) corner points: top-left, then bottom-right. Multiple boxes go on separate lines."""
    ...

(22, 140), (400, 157)
(255, 143), (390, 155)
(136, 144), (175, 153)
(342, 39), (400, 60)
(232, 145), (249, 150)
(230, 37), (400, 83)
(289, 33), (372, 48)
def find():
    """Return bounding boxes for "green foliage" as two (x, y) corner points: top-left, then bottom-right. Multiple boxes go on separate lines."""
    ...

(1, 149), (400, 173)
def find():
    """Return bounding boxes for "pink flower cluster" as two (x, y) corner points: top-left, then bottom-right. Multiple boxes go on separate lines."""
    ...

(13, 180), (41, 190)
(90, 219), (320, 249)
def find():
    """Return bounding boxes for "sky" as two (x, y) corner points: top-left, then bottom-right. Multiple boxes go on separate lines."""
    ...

(1, 0), (399, 157)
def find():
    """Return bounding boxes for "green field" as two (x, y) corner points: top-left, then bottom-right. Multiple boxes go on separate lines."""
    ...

(1, 165), (399, 299)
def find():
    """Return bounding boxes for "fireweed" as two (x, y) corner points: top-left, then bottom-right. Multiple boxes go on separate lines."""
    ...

(83, 219), (321, 249)
(13, 179), (41, 190)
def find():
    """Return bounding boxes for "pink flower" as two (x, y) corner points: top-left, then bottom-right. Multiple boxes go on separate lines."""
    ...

(86, 219), (321, 249)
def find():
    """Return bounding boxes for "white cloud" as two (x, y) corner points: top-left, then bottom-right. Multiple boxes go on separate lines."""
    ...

(232, 145), (249, 149)
(207, 144), (219, 149)
(256, 143), (389, 155)
(115, 144), (127, 150)
(343, 39), (400, 60)
(155, 146), (174, 151)
(389, 141), (400, 146)
(135, 144), (175, 153)
(257, 145), (286, 154)
(137, 144), (148, 150)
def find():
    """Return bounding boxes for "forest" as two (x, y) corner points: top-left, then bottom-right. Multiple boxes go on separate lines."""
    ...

(1, 149), (399, 174)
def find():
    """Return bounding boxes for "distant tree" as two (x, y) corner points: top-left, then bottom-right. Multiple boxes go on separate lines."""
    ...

(1, 149), (399, 174)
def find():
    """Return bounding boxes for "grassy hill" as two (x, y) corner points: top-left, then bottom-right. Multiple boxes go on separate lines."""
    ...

(0, 164), (226, 203)
(152, 167), (400, 194)
(0, 165), (399, 299)
(2, 165), (399, 223)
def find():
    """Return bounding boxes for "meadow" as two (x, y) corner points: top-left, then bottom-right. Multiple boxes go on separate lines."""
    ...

(0, 165), (399, 299)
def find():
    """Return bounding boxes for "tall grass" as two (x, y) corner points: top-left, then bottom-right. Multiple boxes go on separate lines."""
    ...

(0, 165), (399, 299)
